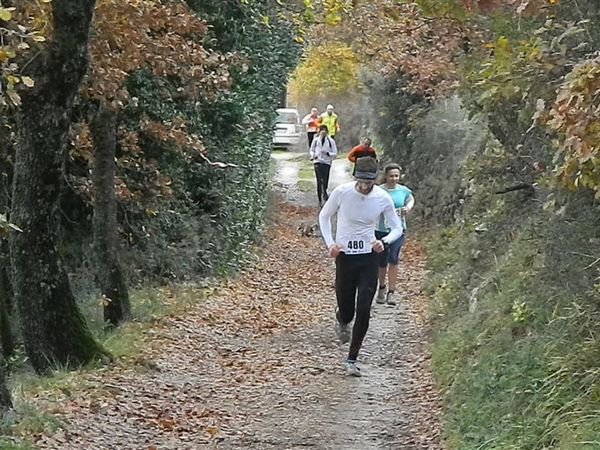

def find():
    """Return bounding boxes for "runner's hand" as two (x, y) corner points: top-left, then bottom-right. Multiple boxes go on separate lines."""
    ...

(328, 243), (343, 258)
(371, 240), (385, 253)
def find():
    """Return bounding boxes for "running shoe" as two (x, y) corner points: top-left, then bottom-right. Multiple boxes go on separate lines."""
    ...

(345, 360), (362, 377)
(386, 291), (398, 306)
(376, 286), (386, 304)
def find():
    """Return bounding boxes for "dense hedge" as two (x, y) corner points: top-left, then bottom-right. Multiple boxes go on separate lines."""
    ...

(62, 0), (301, 284)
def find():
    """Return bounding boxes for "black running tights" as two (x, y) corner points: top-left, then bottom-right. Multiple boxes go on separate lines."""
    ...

(335, 252), (378, 360)
(314, 162), (331, 203)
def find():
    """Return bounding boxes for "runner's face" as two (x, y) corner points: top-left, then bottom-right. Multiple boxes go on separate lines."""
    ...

(355, 179), (375, 195)
(386, 169), (400, 186)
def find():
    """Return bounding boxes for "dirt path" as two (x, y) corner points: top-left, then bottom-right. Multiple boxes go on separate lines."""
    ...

(23, 155), (443, 449)
(271, 146), (351, 208)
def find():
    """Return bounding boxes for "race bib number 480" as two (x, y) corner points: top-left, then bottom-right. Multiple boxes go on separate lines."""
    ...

(345, 238), (371, 255)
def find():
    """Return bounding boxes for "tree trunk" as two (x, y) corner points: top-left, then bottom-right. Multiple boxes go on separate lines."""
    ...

(0, 360), (11, 415)
(0, 258), (13, 359)
(8, 0), (107, 373)
(90, 105), (131, 326)
(0, 125), (14, 359)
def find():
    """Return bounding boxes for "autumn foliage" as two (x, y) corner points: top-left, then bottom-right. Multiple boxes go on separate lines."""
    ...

(85, 0), (228, 105)
(0, 3), (49, 106)
(301, 0), (600, 197)
(0, 0), (301, 371)
(547, 57), (600, 195)
(64, 0), (235, 206)
(289, 43), (359, 99)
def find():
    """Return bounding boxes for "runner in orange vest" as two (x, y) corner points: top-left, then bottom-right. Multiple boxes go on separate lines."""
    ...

(301, 107), (320, 149)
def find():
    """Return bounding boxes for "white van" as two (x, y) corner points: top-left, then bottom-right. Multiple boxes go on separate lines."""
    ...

(272, 108), (301, 147)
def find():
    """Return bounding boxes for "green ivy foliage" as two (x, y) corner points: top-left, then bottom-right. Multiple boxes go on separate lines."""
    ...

(62, 0), (301, 282)
(182, 0), (302, 273)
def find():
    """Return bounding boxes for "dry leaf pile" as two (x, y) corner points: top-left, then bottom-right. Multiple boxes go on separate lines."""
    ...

(22, 201), (443, 449)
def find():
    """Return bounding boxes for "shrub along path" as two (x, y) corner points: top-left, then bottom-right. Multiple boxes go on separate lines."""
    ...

(19, 199), (443, 449)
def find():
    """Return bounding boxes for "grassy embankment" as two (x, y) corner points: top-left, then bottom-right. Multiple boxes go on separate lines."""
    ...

(426, 180), (600, 449)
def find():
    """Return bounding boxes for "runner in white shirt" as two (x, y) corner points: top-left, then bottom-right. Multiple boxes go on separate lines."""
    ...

(309, 124), (337, 207)
(318, 157), (403, 377)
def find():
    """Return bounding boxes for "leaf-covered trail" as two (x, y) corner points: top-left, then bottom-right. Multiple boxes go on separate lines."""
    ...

(32, 202), (443, 449)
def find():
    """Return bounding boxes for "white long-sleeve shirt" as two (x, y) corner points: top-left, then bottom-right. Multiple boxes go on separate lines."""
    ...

(319, 182), (404, 255)
(309, 135), (337, 165)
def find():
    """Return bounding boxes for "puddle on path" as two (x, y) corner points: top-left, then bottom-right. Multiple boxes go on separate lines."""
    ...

(271, 147), (353, 208)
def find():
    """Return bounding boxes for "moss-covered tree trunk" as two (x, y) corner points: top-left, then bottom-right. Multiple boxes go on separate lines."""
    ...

(90, 105), (131, 326)
(0, 155), (12, 412)
(0, 360), (11, 415)
(0, 259), (13, 359)
(0, 132), (14, 359)
(8, 0), (107, 373)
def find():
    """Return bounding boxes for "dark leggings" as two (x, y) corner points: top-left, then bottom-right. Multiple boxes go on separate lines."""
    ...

(335, 252), (378, 360)
(314, 163), (331, 203)
(307, 132), (316, 149)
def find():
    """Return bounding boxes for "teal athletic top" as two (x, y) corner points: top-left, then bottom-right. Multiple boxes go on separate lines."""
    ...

(376, 184), (412, 232)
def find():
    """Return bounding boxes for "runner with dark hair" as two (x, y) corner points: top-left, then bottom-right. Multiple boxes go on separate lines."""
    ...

(309, 124), (337, 207)
(318, 157), (403, 377)
(375, 163), (415, 306)
(347, 138), (377, 176)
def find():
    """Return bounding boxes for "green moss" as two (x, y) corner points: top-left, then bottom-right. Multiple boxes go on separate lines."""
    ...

(0, 440), (34, 450)
(10, 409), (64, 436)
(298, 166), (315, 182)
(296, 180), (314, 192)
